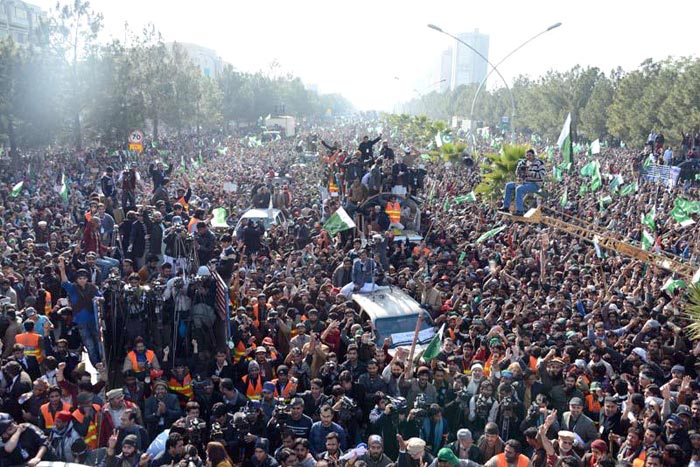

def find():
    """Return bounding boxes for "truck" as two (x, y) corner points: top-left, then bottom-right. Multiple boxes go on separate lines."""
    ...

(264, 115), (296, 137)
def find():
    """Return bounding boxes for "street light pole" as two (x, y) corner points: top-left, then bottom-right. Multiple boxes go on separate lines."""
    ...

(469, 22), (561, 148)
(428, 23), (516, 144)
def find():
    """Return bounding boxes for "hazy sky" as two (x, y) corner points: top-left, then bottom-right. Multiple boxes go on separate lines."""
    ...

(34, 0), (700, 111)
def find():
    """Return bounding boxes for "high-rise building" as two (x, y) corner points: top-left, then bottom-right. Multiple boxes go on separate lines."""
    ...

(0, 0), (48, 46)
(169, 42), (225, 78)
(436, 29), (490, 92)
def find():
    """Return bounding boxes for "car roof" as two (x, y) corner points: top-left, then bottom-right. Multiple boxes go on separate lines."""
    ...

(352, 286), (423, 320)
(241, 208), (283, 219)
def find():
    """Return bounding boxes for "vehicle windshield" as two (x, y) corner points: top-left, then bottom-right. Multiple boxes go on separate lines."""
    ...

(373, 315), (434, 346)
(245, 216), (273, 228)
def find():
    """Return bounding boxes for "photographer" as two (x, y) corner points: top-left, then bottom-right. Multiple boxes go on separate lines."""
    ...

(123, 273), (150, 347)
(267, 397), (313, 442)
(118, 166), (140, 213)
(171, 401), (207, 455)
(163, 219), (194, 274)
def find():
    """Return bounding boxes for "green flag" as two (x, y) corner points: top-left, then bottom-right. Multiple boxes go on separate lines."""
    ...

(420, 153), (431, 160)
(560, 188), (568, 207)
(557, 113), (573, 166)
(590, 161), (602, 191)
(590, 139), (601, 155)
(670, 205), (695, 227)
(580, 161), (597, 177)
(619, 182), (638, 196)
(546, 146), (555, 159)
(454, 192), (476, 204)
(643, 156), (653, 168)
(674, 198), (700, 215)
(599, 195), (612, 211)
(662, 278), (687, 294)
(609, 174), (623, 192)
(458, 252), (467, 264)
(579, 184), (588, 196)
(476, 226), (506, 244)
(641, 230), (655, 251)
(191, 157), (200, 169)
(553, 165), (563, 182)
(323, 207), (356, 235)
(10, 181), (23, 197)
(443, 198), (451, 211)
(60, 173), (68, 202)
(422, 324), (445, 361)
(211, 207), (228, 228)
(641, 207), (656, 232)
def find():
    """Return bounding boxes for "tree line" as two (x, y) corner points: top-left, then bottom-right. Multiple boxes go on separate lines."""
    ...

(0, 1), (353, 153)
(400, 57), (700, 148)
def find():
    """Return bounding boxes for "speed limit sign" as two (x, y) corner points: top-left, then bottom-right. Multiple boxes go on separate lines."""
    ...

(128, 130), (144, 144)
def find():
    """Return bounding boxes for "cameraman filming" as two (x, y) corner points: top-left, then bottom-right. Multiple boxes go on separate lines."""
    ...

(499, 148), (545, 217)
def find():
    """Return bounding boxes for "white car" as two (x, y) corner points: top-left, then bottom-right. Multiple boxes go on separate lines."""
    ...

(234, 208), (289, 237)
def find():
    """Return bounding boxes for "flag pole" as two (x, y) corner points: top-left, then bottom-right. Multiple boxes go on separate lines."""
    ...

(404, 309), (423, 376)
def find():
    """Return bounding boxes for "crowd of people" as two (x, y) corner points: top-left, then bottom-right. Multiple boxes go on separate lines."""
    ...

(0, 118), (699, 467)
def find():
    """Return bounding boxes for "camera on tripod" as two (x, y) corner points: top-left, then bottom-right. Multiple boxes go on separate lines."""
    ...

(412, 393), (430, 419)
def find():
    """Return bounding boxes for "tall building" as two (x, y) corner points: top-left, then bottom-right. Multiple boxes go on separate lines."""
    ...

(437, 29), (490, 92)
(0, 0), (48, 46)
(169, 42), (224, 78)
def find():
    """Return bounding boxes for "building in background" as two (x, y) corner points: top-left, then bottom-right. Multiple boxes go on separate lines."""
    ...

(437, 29), (490, 92)
(169, 42), (225, 78)
(0, 0), (47, 46)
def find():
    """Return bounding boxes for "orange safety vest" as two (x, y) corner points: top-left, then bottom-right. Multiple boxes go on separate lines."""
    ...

(385, 201), (401, 224)
(178, 196), (189, 213)
(44, 290), (52, 314)
(585, 393), (601, 417)
(272, 378), (296, 401)
(328, 176), (339, 194)
(528, 355), (538, 373)
(494, 452), (530, 467)
(16, 332), (43, 363)
(85, 211), (93, 222)
(632, 451), (646, 467)
(127, 349), (156, 376)
(168, 374), (193, 406)
(40, 401), (70, 430)
(72, 404), (101, 449)
(242, 375), (263, 401)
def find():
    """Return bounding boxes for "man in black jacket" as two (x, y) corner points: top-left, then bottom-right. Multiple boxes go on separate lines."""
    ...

(149, 160), (173, 192)
(359, 135), (382, 163)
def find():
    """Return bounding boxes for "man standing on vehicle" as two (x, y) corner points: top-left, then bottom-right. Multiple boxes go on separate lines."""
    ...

(340, 248), (378, 298)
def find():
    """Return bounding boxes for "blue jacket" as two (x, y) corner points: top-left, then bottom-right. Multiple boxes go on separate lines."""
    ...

(308, 421), (347, 455)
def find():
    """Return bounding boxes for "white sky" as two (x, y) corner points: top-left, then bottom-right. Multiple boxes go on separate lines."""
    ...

(34, 0), (700, 111)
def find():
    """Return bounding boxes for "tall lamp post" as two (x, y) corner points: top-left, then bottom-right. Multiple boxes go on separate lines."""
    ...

(428, 23), (516, 144)
(469, 22), (562, 147)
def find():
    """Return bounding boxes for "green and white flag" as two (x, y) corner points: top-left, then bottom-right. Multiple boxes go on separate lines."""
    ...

(211, 207), (228, 228)
(674, 198), (700, 215)
(609, 174), (623, 192)
(180, 155), (187, 172)
(670, 206), (695, 227)
(590, 139), (601, 155)
(599, 195), (612, 211)
(557, 112), (573, 167)
(641, 230), (655, 251)
(619, 182), (638, 196)
(476, 225), (506, 244)
(641, 207), (656, 232)
(60, 173), (68, 202)
(560, 188), (568, 207)
(10, 181), (23, 197)
(578, 184), (588, 196)
(553, 165), (563, 182)
(323, 206), (356, 235)
(454, 192), (476, 204)
(580, 161), (597, 177)
(590, 162), (602, 191)
(422, 323), (445, 361)
(662, 278), (686, 294)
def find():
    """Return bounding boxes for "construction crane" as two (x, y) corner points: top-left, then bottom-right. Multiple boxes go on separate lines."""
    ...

(503, 207), (700, 283)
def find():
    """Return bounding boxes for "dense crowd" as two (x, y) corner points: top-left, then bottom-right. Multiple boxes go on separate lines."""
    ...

(0, 119), (699, 467)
